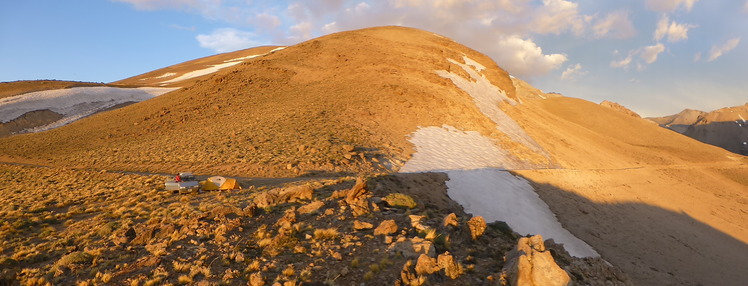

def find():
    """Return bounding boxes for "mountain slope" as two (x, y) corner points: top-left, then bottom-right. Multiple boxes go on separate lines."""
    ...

(0, 26), (533, 177)
(113, 46), (285, 87)
(0, 26), (746, 285)
(649, 104), (748, 154)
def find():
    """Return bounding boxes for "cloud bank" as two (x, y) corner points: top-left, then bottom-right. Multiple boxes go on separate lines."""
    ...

(116, 0), (640, 78)
(654, 15), (695, 43)
(197, 28), (259, 53)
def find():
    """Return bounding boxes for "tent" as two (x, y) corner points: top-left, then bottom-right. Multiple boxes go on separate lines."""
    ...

(201, 176), (242, 190)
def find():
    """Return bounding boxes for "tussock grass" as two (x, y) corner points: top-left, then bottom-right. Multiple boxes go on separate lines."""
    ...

(313, 228), (340, 240)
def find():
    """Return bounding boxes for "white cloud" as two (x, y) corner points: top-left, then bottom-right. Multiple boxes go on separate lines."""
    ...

(611, 43), (665, 69)
(611, 53), (634, 69)
(654, 15), (695, 43)
(707, 37), (741, 62)
(531, 0), (585, 36)
(591, 11), (636, 39)
(196, 28), (259, 53)
(640, 43), (665, 64)
(645, 0), (699, 12)
(120, 0), (635, 78)
(561, 63), (587, 80)
(492, 36), (568, 77)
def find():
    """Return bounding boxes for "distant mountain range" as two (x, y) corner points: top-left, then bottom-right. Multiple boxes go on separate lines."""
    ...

(648, 103), (748, 155)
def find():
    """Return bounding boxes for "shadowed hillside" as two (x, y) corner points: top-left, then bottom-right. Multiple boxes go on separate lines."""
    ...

(649, 103), (748, 154)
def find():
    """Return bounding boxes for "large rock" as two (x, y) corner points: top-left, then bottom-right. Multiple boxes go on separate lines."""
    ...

(344, 177), (371, 216)
(502, 235), (570, 286)
(415, 254), (440, 275)
(374, 219), (398, 236)
(467, 216), (486, 240)
(389, 237), (435, 258)
(254, 185), (314, 208)
(437, 252), (463, 279)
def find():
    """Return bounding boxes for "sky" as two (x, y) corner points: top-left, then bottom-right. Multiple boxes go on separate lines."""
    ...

(1, 0), (746, 116)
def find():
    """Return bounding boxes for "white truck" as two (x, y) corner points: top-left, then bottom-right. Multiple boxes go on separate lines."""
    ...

(164, 172), (200, 193)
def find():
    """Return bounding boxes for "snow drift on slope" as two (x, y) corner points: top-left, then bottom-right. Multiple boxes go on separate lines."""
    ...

(0, 86), (178, 133)
(401, 55), (597, 257)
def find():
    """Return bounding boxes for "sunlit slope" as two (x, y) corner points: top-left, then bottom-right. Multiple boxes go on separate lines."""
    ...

(113, 46), (285, 87)
(0, 26), (526, 176)
(511, 97), (748, 285)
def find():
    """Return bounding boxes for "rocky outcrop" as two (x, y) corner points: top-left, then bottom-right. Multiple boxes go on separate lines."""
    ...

(254, 185), (314, 208)
(501, 235), (570, 286)
(600, 101), (641, 118)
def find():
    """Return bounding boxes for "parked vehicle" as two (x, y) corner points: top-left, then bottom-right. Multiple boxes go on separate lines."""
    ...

(164, 172), (200, 193)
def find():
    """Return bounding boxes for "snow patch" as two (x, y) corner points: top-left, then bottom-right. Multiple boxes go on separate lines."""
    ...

(739, 114), (746, 123)
(0, 86), (178, 132)
(225, 47), (286, 63)
(445, 169), (599, 257)
(154, 72), (177, 79)
(397, 55), (599, 258)
(224, 54), (263, 62)
(401, 125), (598, 257)
(436, 56), (546, 155)
(400, 125), (528, 172)
(160, 61), (243, 84)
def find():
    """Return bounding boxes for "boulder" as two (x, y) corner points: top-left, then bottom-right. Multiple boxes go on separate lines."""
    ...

(254, 185), (314, 208)
(501, 235), (570, 286)
(437, 252), (463, 279)
(298, 201), (325, 215)
(443, 213), (459, 227)
(353, 220), (374, 230)
(374, 219), (398, 236)
(467, 216), (486, 240)
(344, 177), (371, 216)
(415, 254), (440, 275)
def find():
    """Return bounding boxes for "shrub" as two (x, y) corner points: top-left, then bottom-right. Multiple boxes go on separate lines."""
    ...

(313, 228), (340, 240)
(56, 251), (93, 267)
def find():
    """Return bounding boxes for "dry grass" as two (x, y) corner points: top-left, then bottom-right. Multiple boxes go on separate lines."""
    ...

(313, 228), (340, 240)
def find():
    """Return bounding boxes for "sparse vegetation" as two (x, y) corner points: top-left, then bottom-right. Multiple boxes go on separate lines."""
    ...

(0, 162), (629, 285)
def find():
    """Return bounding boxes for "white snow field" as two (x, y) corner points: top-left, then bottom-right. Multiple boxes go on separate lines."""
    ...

(436, 56), (547, 155)
(400, 55), (598, 257)
(161, 46), (287, 84)
(0, 86), (178, 133)
(159, 61), (244, 84)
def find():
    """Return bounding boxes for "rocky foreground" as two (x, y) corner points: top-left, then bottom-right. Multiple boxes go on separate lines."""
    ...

(0, 164), (629, 285)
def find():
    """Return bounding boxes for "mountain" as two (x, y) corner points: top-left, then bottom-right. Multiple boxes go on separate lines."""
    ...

(649, 104), (748, 154)
(1, 26), (746, 285)
(648, 108), (708, 133)
(0, 47), (288, 138)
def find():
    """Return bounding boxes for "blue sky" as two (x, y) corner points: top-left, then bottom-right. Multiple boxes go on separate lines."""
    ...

(1, 0), (746, 116)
